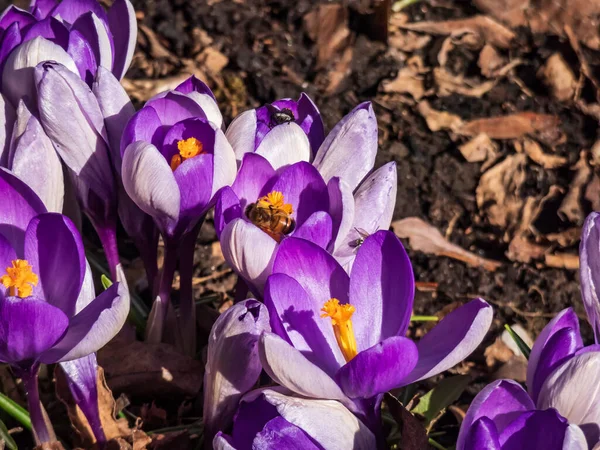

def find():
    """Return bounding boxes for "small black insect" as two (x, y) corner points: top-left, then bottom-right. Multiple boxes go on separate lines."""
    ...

(271, 108), (295, 125)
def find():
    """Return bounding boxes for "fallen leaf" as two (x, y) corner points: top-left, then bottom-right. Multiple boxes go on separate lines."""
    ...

(585, 172), (600, 211)
(519, 139), (568, 169)
(417, 101), (464, 132)
(381, 58), (427, 99)
(484, 338), (514, 367)
(458, 112), (564, 145)
(392, 217), (502, 271)
(384, 393), (428, 450)
(196, 47), (228, 75)
(545, 228), (582, 247)
(304, 4), (352, 69)
(492, 357), (528, 382)
(476, 154), (527, 231)
(558, 151), (591, 225)
(400, 16), (516, 49)
(474, 0), (600, 50)
(98, 340), (204, 398)
(590, 141), (600, 166)
(544, 253), (579, 269)
(438, 31), (483, 67)
(538, 53), (576, 102)
(506, 234), (547, 263)
(458, 133), (499, 169)
(478, 44), (506, 78)
(434, 67), (497, 97)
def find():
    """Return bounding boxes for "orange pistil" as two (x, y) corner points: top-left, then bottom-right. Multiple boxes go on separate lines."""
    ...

(321, 298), (358, 362)
(170, 137), (204, 171)
(1, 259), (39, 298)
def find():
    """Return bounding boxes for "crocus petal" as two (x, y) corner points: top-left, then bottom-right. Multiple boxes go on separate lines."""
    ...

(231, 153), (276, 212)
(73, 259), (95, 314)
(264, 273), (346, 375)
(463, 417), (501, 450)
(203, 300), (271, 441)
(67, 28), (98, 83)
(530, 327), (580, 404)
(0, 233), (16, 271)
(253, 416), (320, 449)
(108, 0), (136, 79)
(71, 12), (113, 73)
(349, 231), (414, 349)
(59, 353), (105, 443)
(292, 211), (332, 249)
(173, 153), (213, 231)
(214, 187), (241, 237)
(213, 434), (236, 450)
(24, 213), (85, 316)
(9, 111), (64, 212)
(35, 61), (115, 202)
(255, 122), (311, 170)
(175, 76), (222, 128)
(0, 23), (22, 81)
(29, 0), (57, 19)
(580, 212), (600, 343)
(295, 93), (325, 154)
(273, 237), (350, 307)
(220, 218), (277, 292)
(499, 409), (568, 450)
(0, 168), (47, 253)
(336, 336), (418, 398)
(313, 102), (378, 191)
(2, 37), (77, 106)
(270, 162), (329, 226)
(258, 332), (352, 405)
(257, 389), (376, 450)
(40, 281), (128, 363)
(327, 177), (354, 254)
(563, 425), (589, 450)
(457, 379), (535, 450)
(21, 16), (69, 48)
(226, 109), (257, 161)
(92, 66), (135, 169)
(403, 299), (493, 385)
(527, 307), (583, 395)
(49, 0), (108, 26)
(211, 129), (237, 198)
(538, 351), (600, 444)
(145, 92), (207, 127)
(0, 6), (36, 30)
(0, 93), (16, 166)
(121, 141), (180, 234)
(0, 295), (68, 363)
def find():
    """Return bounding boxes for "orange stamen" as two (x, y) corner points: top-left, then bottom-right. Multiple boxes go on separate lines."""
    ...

(1, 259), (38, 298)
(321, 298), (358, 362)
(170, 137), (203, 171)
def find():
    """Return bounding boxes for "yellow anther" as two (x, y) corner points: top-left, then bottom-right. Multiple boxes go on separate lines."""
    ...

(321, 298), (358, 362)
(170, 137), (203, 171)
(257, 191), (293, 215)
(1, 259), (39, 298)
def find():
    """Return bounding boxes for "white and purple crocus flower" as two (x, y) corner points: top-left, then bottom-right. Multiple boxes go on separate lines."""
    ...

(0, 168), (128, 445)
(121, 76), (236, 344)
(457, 211), (600, 450)
(258, 230), (493, 431)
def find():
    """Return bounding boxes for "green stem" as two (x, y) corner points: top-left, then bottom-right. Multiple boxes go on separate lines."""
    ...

(0, 392), (32, 431)
(410, 315), (439, 322)
(428, 438), (447, 450)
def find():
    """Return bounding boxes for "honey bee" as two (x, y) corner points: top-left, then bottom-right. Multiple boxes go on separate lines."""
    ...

(271, 108), (295, 126)
(349, 228), (370, 249)
(246, 202), (296, 242)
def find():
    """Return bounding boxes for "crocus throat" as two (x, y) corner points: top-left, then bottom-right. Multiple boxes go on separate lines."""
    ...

(257, 191), (293, 215)
(321, 298), (358, 362)
(1, 259), (39, 298)
(170, 137), (204, 171)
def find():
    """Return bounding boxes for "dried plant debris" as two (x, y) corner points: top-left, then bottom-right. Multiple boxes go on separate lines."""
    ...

(392, 217), (502, 271)
(538, 53), (577, 102)
(517, 139), (568, 169)
(458, 133), (499, 169)
(558, 151), (592, 225)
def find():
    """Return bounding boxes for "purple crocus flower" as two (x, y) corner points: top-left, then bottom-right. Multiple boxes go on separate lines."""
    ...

(0, 0), (136, 99)
(214, 153), (342, 294)
(213, 388), (377, 450)
(258, 231), (492, 429)
(121, 76), (235, 344)
(457, 307), (600, 449)
(0, 168), (128, 444)
(225, 93), (324, 169)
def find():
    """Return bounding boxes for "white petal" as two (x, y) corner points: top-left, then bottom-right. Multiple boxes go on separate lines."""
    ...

(256, 122), (311, 170)
(186, 92), (223, 129)
(210, 127), (237, 198)
(225, 109), (257, 162)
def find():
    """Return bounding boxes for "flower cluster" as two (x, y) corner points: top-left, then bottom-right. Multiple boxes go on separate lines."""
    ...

(0, 1), (598, 450)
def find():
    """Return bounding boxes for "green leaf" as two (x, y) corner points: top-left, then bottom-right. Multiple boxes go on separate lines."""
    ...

(101, 274), (113, 290)
(504, 324), (531, 359)
(0, 418), (17, 450)
(411, 375), (470, 425)
(0, 393), (31, 431)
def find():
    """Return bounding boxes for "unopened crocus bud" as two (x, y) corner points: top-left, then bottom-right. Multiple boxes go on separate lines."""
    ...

(203, 300), (271, 443)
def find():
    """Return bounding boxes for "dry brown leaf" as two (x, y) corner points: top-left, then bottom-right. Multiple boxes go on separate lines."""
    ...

(196, 47), (228, 75)
(458, 112), (564, 145)
(324, 46), (354, 95)
(381, 61), (426, 99)
(434, 67), (497, 97)
(558, 151), (591, 225)
(438, 31), (483, 66)
(538, 53), (576, 102)
(520, 185), (563, 235)
(478, 45), (506, 78)
(98, 340), (203, 398)
(458, 133), (499, 168)
(474, 0), (600, 50)
(545, 253), (579, 269)
(520, 139), (568, 169)
(476, 154), (527, 230)
(590, 141), (600, 166)
(492, 357), (528, 382)
(546, 228), (582, 247)
(484, 338), (514, 367)
(585, 172), (600, 211)
(400, 16), (516, 49)
(304, 4), (352, 69)
(506, 234), (548, 263)
(417, 101), (464, 132)
(392, 217), (502, 271)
